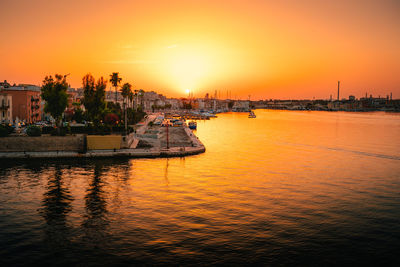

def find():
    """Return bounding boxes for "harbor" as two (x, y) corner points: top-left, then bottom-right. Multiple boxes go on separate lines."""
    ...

(1, 110), (399, 266)
(0, 114), (205, 159)
(2, 0), (399, 265)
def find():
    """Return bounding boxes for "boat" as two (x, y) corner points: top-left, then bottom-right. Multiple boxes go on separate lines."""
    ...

(188, 121), (197, 130)
(248, 111), (256, 118)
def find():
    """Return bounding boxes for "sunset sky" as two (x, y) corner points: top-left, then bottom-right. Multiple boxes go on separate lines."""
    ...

(1, 0), (399, 99)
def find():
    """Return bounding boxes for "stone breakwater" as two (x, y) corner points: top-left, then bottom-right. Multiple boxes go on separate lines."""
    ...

(0, 124), (205, 159)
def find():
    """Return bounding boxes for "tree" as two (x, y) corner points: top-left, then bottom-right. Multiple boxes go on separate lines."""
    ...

(128, 90), (134, 109)
(138, 89), (145, 110)
(104, 113), (119, 125)
(82, 74), (106, 126)
(121, 83), (132, 133)
(133, 89), (138, 111)
(109, 72), (122, 104)
(72, 108), (84, 123)
(41, 74), (68, 127)
(121, 83), (132, 106)
(105, 101), (121, 116)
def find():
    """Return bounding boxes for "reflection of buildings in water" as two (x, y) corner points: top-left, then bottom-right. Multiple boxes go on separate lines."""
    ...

(180, 156), (186, 166)
(111, 161), (131, 208)
(119, 161), (131, 183)
(164, 159), (169, 185)
(81, 162), (110, 247)
(0, 161), (45, 184)
(23, 161), (46, 175)
(41, 166), (73, 248)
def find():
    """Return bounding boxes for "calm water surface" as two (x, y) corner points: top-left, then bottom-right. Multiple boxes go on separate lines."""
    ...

(1, 110), (400, 265)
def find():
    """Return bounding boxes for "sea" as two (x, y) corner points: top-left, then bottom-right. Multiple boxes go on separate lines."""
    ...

(1, 110), (399, 266)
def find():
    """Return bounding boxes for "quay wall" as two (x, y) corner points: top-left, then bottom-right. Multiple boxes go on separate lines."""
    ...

(0, 146), (206, 159)
(0, 121), (206, 159)
(86, 135), (121, 150)
(121, 132), (135, 148)
(0, 135), (85, 152)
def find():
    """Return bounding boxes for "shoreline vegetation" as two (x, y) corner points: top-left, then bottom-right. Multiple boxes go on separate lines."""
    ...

(0, 73), (205, 159)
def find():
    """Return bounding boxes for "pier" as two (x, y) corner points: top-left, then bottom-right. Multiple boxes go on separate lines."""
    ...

(0, 115), (205, 159)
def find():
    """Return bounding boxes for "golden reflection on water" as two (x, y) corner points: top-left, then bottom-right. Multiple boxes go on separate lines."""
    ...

(1, 110), (400, 265)
(118, 110), (400, 234)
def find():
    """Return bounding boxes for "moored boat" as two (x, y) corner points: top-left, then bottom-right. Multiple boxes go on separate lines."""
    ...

(248, 111), (256, 118)
(188, 121), (197, 129)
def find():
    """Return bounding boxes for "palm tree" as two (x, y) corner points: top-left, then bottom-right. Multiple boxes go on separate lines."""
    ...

(121, 83), (132, 107)
(138, 89), (145, 110)
(134, 89), (138, 111)
(121, 83), (132, 133)
(128, 90), (134, 109)
(109, 72), (122, 104)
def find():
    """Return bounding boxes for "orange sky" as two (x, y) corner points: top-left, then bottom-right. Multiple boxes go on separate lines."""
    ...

(1, 0), (399, 99)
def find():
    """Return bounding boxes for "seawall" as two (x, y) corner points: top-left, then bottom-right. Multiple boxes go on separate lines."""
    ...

(0, 135), (85, 152)
(0, 126), (205, 159)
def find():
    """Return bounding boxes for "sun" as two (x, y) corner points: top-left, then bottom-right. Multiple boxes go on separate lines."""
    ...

(151, 42), (226, 95)
(160, 46), (212, 93)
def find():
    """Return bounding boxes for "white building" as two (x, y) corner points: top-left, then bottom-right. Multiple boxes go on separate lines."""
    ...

(232, 100), (250, 111)
(165, 98), (180, 110)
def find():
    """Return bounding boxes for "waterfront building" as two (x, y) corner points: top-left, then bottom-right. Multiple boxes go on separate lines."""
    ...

(232, 100), (250, 111)
(165, 98), (180, 110)
(67, 88), (80, 108)
(198, 99), (206, 110)
(0, 91), (12, 123)
(142, 91), (167, 111)
(105, 90), (124, 106)
(3, 85), (42, 123)
(0, 80), (11, 89)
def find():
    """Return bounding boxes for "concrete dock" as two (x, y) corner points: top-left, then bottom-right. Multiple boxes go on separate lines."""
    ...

(0, 118), (205, 159)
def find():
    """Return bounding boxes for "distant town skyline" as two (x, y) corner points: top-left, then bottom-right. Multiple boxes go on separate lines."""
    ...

(1, 0), (399, 99)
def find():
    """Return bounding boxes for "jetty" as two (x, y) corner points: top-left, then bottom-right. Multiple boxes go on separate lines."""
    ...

(0, 115), (205, 159)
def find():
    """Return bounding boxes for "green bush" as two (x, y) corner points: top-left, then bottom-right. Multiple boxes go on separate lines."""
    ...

(6, 125), (14, 134)
(42, 126), (54, 134)
(50, 127), (67, 136)
(0, 125), (9, 137)
(70, 126), (87, 134)
(26, 125), (42, 137)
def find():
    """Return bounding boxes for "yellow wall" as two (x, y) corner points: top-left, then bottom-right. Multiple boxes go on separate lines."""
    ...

(86, 135), (121, 150)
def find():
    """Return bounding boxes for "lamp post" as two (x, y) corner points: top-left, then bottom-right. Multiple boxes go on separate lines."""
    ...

(124, 101), (127, 135)
(166, 122), (169, 149)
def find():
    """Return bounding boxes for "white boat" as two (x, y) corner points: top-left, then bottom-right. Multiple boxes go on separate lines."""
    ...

(248, 111), (256, 118)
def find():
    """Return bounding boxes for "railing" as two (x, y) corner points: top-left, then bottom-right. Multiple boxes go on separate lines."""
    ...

(0, 104), (10, 110)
